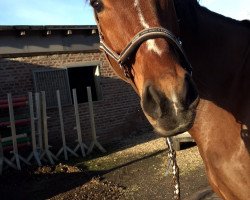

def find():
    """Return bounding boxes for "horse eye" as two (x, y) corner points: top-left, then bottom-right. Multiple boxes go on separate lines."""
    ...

(91, 0), (103, 12)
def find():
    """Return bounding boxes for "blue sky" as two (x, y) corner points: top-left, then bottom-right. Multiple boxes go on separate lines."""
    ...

(0, 0), (249, 25)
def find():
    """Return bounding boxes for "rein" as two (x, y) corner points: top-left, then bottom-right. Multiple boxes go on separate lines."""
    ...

(166, 137), (180, 200)
(94, 12), (190, 200)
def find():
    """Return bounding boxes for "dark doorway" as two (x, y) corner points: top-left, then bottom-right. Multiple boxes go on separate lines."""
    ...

(67, 66), (98, 103)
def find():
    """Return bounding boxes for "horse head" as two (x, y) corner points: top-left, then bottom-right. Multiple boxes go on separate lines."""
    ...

(90, 0), (199, 137)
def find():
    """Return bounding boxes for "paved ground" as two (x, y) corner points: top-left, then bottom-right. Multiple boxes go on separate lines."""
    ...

(0, 132), (218, 200)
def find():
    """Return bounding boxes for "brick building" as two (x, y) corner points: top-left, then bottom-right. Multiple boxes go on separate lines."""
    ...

(0, 25), (151, 149)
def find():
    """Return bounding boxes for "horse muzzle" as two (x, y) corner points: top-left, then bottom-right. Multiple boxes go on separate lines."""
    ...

(141, 75), (199, 137)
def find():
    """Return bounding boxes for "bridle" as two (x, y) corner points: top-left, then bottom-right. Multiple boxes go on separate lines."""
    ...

(95, 15), (193, 79)
(94, 8), (190, 200)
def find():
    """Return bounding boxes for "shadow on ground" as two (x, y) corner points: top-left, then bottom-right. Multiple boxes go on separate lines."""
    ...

(0, 132), (215, 200)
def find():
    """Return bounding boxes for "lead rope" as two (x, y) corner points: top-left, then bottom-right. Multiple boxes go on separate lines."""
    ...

(166, 137), (180, 200)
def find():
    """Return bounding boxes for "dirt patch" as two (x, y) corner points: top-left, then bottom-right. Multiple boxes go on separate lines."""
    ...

(50, 178), (125, 200)
(0, 132), (211, 200)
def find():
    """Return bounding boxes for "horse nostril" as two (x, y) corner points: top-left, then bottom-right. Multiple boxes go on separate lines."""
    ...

(142, 85), (163, 119)
(183, 74), (199, 108)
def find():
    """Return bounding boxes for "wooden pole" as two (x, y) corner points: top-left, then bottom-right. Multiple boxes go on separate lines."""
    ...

(27, 92), (41, 166)
(86, 87), (106, 154)
(8, 93), (21, 170)
(56, 90), (68, 160)
(56, 90), (78, 160)
(40, 91), (57, 164)
(72, 89), (87, 157)
(41, 91), (49, 151)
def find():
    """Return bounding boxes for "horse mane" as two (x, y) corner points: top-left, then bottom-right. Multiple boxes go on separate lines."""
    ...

(86, 0), (249, 29)
(242, 20), (250, 28)
(197, 3), (250, 28)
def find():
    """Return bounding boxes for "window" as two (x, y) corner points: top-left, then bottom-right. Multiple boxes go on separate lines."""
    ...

(33, 62), (102, 107)
(33, 69), (72, 108)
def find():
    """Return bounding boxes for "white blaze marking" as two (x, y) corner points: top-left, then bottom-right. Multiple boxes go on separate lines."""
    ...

(134, 0), (163, 55)
(172, 93), (179, 116)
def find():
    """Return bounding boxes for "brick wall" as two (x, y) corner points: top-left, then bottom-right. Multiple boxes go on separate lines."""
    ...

(0, 52), (151, 149)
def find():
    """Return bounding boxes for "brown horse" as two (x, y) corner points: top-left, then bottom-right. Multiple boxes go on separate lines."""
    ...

(89, 0), (250, 199)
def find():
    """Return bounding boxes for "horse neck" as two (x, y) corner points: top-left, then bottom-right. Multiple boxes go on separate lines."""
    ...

(175, 1), (250, 109)
(175, 1), (250, 138)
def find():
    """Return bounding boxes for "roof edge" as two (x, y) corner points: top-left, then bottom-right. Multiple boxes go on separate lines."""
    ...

(0, 25), (97, 31)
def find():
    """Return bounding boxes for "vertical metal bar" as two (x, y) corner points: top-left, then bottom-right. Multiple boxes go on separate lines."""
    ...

(28, 92), (36, 151)
(35, 93), (43, 151)
(41, 91), (49, 148)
